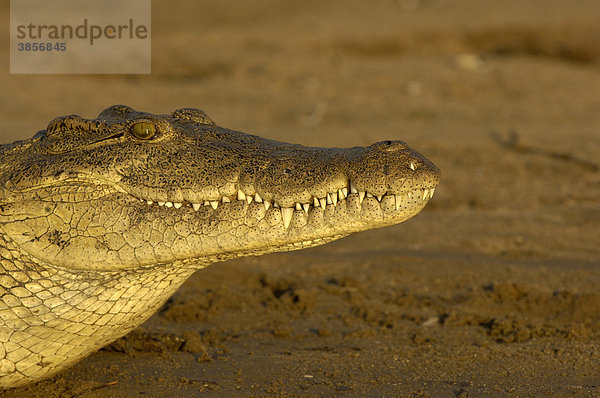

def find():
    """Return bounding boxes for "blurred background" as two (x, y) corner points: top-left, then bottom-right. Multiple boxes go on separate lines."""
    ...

(2, 0), (600, 396)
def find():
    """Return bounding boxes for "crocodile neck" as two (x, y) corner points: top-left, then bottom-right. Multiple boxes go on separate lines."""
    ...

(0, 232), (196, 386)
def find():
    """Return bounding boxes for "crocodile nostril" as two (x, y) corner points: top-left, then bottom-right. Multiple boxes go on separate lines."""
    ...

(371, 140), (408, 152)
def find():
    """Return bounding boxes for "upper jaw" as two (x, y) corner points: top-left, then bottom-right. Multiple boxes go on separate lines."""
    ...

(118, 138), (440, 212)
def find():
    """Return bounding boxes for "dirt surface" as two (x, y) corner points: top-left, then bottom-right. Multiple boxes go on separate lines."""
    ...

(2, 0), (600, 396)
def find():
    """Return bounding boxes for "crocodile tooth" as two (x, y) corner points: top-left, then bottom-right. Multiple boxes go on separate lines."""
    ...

(423, 189), (429, 200)
(295, 202), (302, 211)
(430, 188), (435, 197)
(358, 191), (365, 204)
(395, 195), (402, 210)
(341, 187), (348, 197)
(147, 200), (153, 205)
(410, 162), (416, 171)
(254, 193), (263, 203)
(366, 192), (373, 198)
(326, 193), (333, 205)
(376, 195), (382, 201)
(204, 201), (210, 206)
(192, 203), (201, 211)
(264, 201), (271, 211)
(313, 197), (320, 207)
(338, 189), (345, 200)
(350, 181), (358, 194)
(222, 197), (230, 203)
(210, 201), (219, 210)
(302, 203), (310, 213)
(165, 202), (174, 208)
(173, 202), (183, 209)
(408, 192), (412, 199)
(332, 192), (338, 205)
(319, 198), (326, 208)
(158, 202), (166, 206)
(281, 207), (293, 229)
(246, 196), (253, 204)
(237, 190), (246, 201)
(274, 202), (279, 208)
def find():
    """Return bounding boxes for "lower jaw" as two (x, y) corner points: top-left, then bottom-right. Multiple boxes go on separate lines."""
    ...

(184, 187), (434, 260)
(108, 186), (436, 264)
(281, 187), (433, 235)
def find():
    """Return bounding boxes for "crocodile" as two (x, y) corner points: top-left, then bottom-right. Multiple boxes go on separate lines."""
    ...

(0, 105), (440, 388)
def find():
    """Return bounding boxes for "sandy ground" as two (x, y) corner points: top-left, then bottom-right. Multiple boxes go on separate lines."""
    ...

(1, 0), (600, 396)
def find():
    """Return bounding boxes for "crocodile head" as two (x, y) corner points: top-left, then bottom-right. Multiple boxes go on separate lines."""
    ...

(0, 105), (440, 271)
(0, 105), (441, 388)
(1, 106), (440, 270)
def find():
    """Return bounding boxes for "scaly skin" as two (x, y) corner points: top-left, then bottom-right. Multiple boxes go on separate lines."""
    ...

(0, 105), (440, 388)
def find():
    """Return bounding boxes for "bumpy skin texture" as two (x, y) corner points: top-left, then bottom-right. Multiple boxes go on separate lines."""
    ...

(0, 105), (440, 388)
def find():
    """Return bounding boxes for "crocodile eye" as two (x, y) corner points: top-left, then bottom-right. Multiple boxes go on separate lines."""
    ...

(131, 122), (156, 140)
